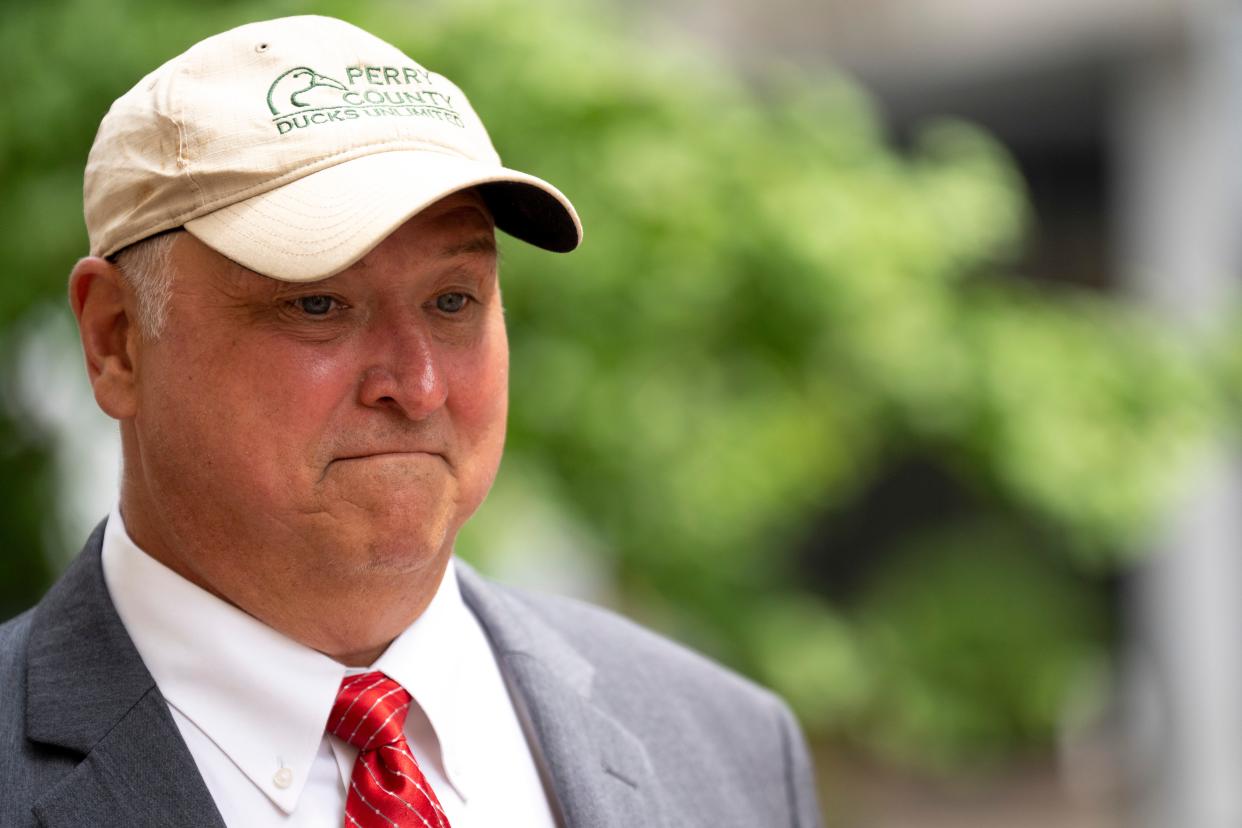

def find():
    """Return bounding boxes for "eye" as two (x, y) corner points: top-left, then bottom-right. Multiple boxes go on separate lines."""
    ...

(294, 295), (336, 315)
(435, 292), (471, 313)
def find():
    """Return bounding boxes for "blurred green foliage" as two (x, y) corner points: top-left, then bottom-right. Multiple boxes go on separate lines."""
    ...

(851, 519), (1108, 768)
(0, 0), (1224, 771)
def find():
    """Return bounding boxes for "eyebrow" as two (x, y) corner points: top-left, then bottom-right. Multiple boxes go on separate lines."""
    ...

(439, 236), (497, 258)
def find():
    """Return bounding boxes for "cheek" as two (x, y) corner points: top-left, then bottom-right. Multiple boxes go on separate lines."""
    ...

(140, 335), (357, 486)
(447, 324), (509, 484)
(459, 339), (508, 421)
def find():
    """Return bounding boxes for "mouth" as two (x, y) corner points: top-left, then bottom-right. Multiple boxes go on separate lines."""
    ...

(321, 450), (450, 481)
(335, 450), (446, 463)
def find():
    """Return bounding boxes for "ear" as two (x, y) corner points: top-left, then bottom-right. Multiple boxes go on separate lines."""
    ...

(68, 256), (140, 420)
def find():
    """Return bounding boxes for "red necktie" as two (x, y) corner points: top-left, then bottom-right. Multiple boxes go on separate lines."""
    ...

(328, 672), (452, 828)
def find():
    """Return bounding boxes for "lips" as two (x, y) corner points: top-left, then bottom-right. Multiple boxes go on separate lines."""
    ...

(319, 449), (448, 483)
(335, 450), (446, 462)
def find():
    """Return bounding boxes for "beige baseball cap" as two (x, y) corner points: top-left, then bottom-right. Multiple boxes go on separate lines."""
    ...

(84, 15), (582, 282)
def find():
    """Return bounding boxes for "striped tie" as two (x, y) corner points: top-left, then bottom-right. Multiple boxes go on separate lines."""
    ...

(328, 672), (451, 828)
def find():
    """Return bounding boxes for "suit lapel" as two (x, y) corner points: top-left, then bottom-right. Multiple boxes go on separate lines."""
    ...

(457, 563), (670, 828)
(25, 521), (225, 828)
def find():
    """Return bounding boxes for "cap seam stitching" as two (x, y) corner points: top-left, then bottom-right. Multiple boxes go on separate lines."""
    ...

(169, 67), (205, 205)
(178, 123), (205, 200)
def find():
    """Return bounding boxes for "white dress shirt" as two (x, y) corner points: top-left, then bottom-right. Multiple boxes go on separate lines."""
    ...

(100, 507), (559, 827)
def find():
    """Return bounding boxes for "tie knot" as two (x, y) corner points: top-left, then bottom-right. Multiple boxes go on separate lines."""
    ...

(328, 672), (412, 752)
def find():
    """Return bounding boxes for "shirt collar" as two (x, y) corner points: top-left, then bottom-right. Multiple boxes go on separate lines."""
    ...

(100, 506), (470, 813)
(371, 560), (472, 797)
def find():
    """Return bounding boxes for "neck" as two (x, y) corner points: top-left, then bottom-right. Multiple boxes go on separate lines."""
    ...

(117, 467), (449, 668)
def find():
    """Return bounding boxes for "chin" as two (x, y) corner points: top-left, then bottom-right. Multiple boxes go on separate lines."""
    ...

(353, 520), (453, 575)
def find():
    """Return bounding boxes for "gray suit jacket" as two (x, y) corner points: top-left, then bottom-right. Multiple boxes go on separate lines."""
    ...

(0, 521), (823, 827)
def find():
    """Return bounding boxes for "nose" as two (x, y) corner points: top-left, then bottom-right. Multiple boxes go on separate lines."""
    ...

(356, 313), (448, 420)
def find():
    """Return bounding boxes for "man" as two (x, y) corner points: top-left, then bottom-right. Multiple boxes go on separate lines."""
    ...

(0, 15), (822, 827)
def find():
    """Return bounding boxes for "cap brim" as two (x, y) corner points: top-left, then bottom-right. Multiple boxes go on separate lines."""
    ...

(183, 150), (581, 282)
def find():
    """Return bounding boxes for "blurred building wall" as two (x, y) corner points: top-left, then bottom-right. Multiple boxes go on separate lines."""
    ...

(1114, 5), (1242, 826)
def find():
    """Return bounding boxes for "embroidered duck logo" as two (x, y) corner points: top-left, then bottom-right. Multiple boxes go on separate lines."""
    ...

(266, 67), (349, 116)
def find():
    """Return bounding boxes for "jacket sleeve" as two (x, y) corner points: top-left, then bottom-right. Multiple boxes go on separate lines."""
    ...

(775, 699), (825, 828)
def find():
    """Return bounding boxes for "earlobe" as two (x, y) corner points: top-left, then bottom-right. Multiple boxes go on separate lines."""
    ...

(68, 256), (140, 420)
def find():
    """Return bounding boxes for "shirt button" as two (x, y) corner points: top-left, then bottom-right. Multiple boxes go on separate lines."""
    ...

(273, 767), (294, 789)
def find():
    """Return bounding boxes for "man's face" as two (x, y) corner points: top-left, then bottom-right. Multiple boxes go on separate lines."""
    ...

(128, 191), (507, 606)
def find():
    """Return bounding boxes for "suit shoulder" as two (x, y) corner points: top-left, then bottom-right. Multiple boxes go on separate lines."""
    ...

(0, 609), (35, 735)
(0, 608), (35, 672)
(475, 578), (825, 824)
(491, 580), (785, 715)
(0, 608), (37, 809)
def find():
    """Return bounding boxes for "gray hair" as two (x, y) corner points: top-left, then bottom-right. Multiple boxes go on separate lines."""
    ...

(112, 230), (179, 340)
